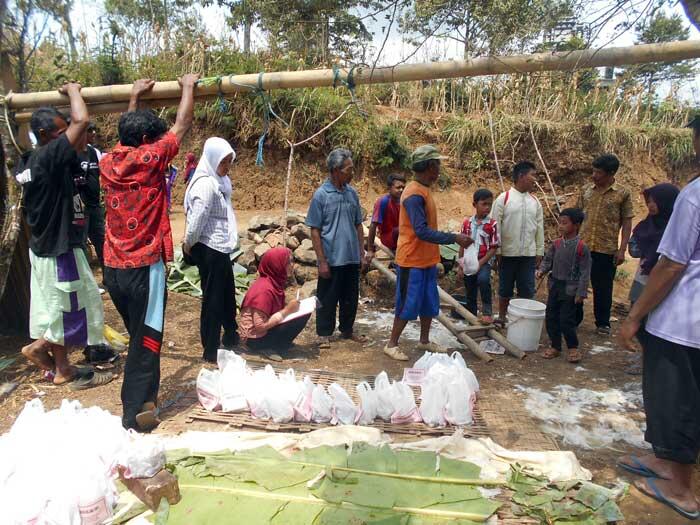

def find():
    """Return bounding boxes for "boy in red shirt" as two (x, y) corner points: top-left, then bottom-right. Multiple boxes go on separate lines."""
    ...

(100, 75), (198, 431)
(367, 173), (405, 257)
(457, 189), (499, 324)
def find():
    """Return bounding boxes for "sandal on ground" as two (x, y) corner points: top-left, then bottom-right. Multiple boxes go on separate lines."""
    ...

(617, 455), (668, 479)
(317, 336), (333, 350)
(634, 478), (700, 520)
(340, 332), (370, 344)
(69, 369), (115, 391)
(262, 351), (283, 362)
(383, 345), (409, 361)
(135, 409), (161, 433)
(415, 341), (448, 354)
(541, 347), (561, 359)
(567, 349), (582, 363)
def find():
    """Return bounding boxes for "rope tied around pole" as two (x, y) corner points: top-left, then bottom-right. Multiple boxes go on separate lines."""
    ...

(0, 92), (24, 154)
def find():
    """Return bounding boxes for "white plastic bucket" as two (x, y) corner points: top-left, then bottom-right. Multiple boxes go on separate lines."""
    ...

(506, 298), (546, 352)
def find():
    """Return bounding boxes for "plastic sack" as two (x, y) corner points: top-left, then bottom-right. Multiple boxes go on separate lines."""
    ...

(196, 368), (221, 411)
(118, 434), (165, 479)
(389, 381), (421, 424)
(311, 384), (333, 423)
(374, 371), (394, 421)
(265, 369), (299, 423)
(419, 378), (447, 427)
(217, 348), (246, 372)
(246, 365), (278, 419)
(413, 351), (452, 371)
(219, 355), (249, 413)
(451, 351), (480, 394)
(329, 383), (358, 425)
(355, 381), (378, 425)
(444, 375), (475, 425)
(293, 376), (315, 422)
(461, 243), (480, 276)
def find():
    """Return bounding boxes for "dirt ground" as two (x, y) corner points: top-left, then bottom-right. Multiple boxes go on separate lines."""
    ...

(0, 203), (696, 524)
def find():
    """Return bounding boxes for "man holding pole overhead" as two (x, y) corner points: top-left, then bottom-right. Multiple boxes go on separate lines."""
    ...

(100, 75), (199, 432)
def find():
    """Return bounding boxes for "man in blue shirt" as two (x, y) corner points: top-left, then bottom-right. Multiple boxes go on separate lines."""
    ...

(306, 148), (366, 348)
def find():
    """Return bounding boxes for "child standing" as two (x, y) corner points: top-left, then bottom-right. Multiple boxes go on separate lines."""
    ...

(537, 208), (591, 363)
(457, 189), (499, 324)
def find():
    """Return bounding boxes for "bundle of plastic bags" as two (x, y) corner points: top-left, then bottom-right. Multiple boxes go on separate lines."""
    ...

(416, 351), (479, 427)
(0, 399), (165, 525)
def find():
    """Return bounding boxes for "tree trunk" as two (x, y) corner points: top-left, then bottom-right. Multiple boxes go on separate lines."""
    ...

(243, 15), (252, 54)
(61, 1), (78, 60)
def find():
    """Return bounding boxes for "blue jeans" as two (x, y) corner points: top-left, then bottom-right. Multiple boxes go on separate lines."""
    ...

(464, 263), (493, 316)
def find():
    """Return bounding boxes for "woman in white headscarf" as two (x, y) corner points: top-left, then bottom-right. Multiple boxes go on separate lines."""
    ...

(183, 137), (239, 362)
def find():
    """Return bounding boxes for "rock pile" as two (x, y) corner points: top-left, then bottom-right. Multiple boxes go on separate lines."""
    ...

(238, 211), (318, 287)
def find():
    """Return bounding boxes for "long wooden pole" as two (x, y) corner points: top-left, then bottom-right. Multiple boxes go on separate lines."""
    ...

(373, 243), (525, 359)
(369, 257), (492, 362)
(6, 40), (700, 112)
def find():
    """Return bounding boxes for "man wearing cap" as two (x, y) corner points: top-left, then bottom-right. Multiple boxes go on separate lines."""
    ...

(384, 145), (473, 360)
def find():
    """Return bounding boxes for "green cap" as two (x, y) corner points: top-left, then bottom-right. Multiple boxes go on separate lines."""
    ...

(411, 144), (447, 167)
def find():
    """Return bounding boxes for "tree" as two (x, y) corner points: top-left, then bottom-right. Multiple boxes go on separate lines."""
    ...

(202, 0), (261, 55)
(401, 0), (574, 59)
(628, 12), (697, 97)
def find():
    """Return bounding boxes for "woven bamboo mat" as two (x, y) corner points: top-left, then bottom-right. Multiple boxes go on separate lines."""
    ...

(159, 363), (489, 438)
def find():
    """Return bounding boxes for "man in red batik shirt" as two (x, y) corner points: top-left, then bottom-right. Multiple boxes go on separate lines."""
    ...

(100, 74), (198, 431)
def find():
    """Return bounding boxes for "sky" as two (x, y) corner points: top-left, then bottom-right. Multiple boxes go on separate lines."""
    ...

(67, 0), (700, 102)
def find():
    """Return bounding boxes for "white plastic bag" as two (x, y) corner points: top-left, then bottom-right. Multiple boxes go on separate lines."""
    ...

(451, 351), (480, 394)
(419, 379), (447, 427)
(444, 375), (475, 425)
(246, 365), (277, 419)
(265, 369), (299, 423)
(374, 371), (394, 421)
(217, 348), (246, 372)
(389, 381), (421, 424)
(219, 356), (250, 413)
(196, 368), (221, 411)
(355, 381), (378, 425)
(118, 434), (165, 479)
(461, 243), (480, 276)
(311, 384), (333, 423)
(293, 376), (315, 422)
(329, 383), (358, 425)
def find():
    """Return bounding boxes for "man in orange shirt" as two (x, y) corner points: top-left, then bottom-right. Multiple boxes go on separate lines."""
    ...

(383, 145), (472, 360)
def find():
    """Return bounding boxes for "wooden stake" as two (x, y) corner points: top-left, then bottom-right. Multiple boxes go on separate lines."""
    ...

(6, 40), (700, 111)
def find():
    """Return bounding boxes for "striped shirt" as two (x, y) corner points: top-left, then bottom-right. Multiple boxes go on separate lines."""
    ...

(184, 176), (236, 253)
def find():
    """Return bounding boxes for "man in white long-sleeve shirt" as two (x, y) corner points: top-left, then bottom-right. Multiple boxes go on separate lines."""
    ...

(492, 161), (545, 324)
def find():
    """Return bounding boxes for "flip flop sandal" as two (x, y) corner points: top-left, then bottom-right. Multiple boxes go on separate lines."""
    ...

(636, 478), (700, 520)
(262, 351), (283, 362)
(317, 337), (332, 350)
(617, 456), (668, 479)
(383, 345), (409, 361)
(541, 348), (561, 359)
(341, 333), (370, 344)
(69, 369), (114, 391)
(567, 350), (582, 363)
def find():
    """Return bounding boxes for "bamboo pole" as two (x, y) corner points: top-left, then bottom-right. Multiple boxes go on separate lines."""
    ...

(6, 40), (700, 112)
(373, 243), (525, 359)
(369, 255), (492, 362)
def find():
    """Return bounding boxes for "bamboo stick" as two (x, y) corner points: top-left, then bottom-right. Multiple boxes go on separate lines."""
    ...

(7, 40), (700, 111)
(369, 255), (493, 362)
(373, 243), (525, 359)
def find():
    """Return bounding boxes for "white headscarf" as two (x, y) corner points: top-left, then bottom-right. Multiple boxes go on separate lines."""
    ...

(184, 137), (238, 251)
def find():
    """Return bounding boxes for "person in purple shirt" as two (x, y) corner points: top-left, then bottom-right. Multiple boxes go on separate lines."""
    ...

(617, 116), (700, 520)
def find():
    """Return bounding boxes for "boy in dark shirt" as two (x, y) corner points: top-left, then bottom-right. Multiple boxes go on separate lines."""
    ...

(537, 208), (591, 363)
(77, 123), (105, 268)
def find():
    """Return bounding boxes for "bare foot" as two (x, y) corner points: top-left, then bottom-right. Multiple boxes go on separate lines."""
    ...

(619, 454), (674, 479)
(21, 340), (55, 371)
(53, 366), (78, 385)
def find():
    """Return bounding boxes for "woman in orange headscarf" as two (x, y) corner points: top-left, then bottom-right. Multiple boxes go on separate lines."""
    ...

(238, 247), (309, 360)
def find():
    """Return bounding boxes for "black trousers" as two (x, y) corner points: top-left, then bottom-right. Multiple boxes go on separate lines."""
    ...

(85, 205), (105, 268)
(316, 264), (359, 337)
(247, 313), (311, 352)
(545, 281), (579, 351)
(104, 262), (167, 430)
(642, 330), (700, 464)
(190, 243), (238, 362)
(590, 252), (616, 328)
